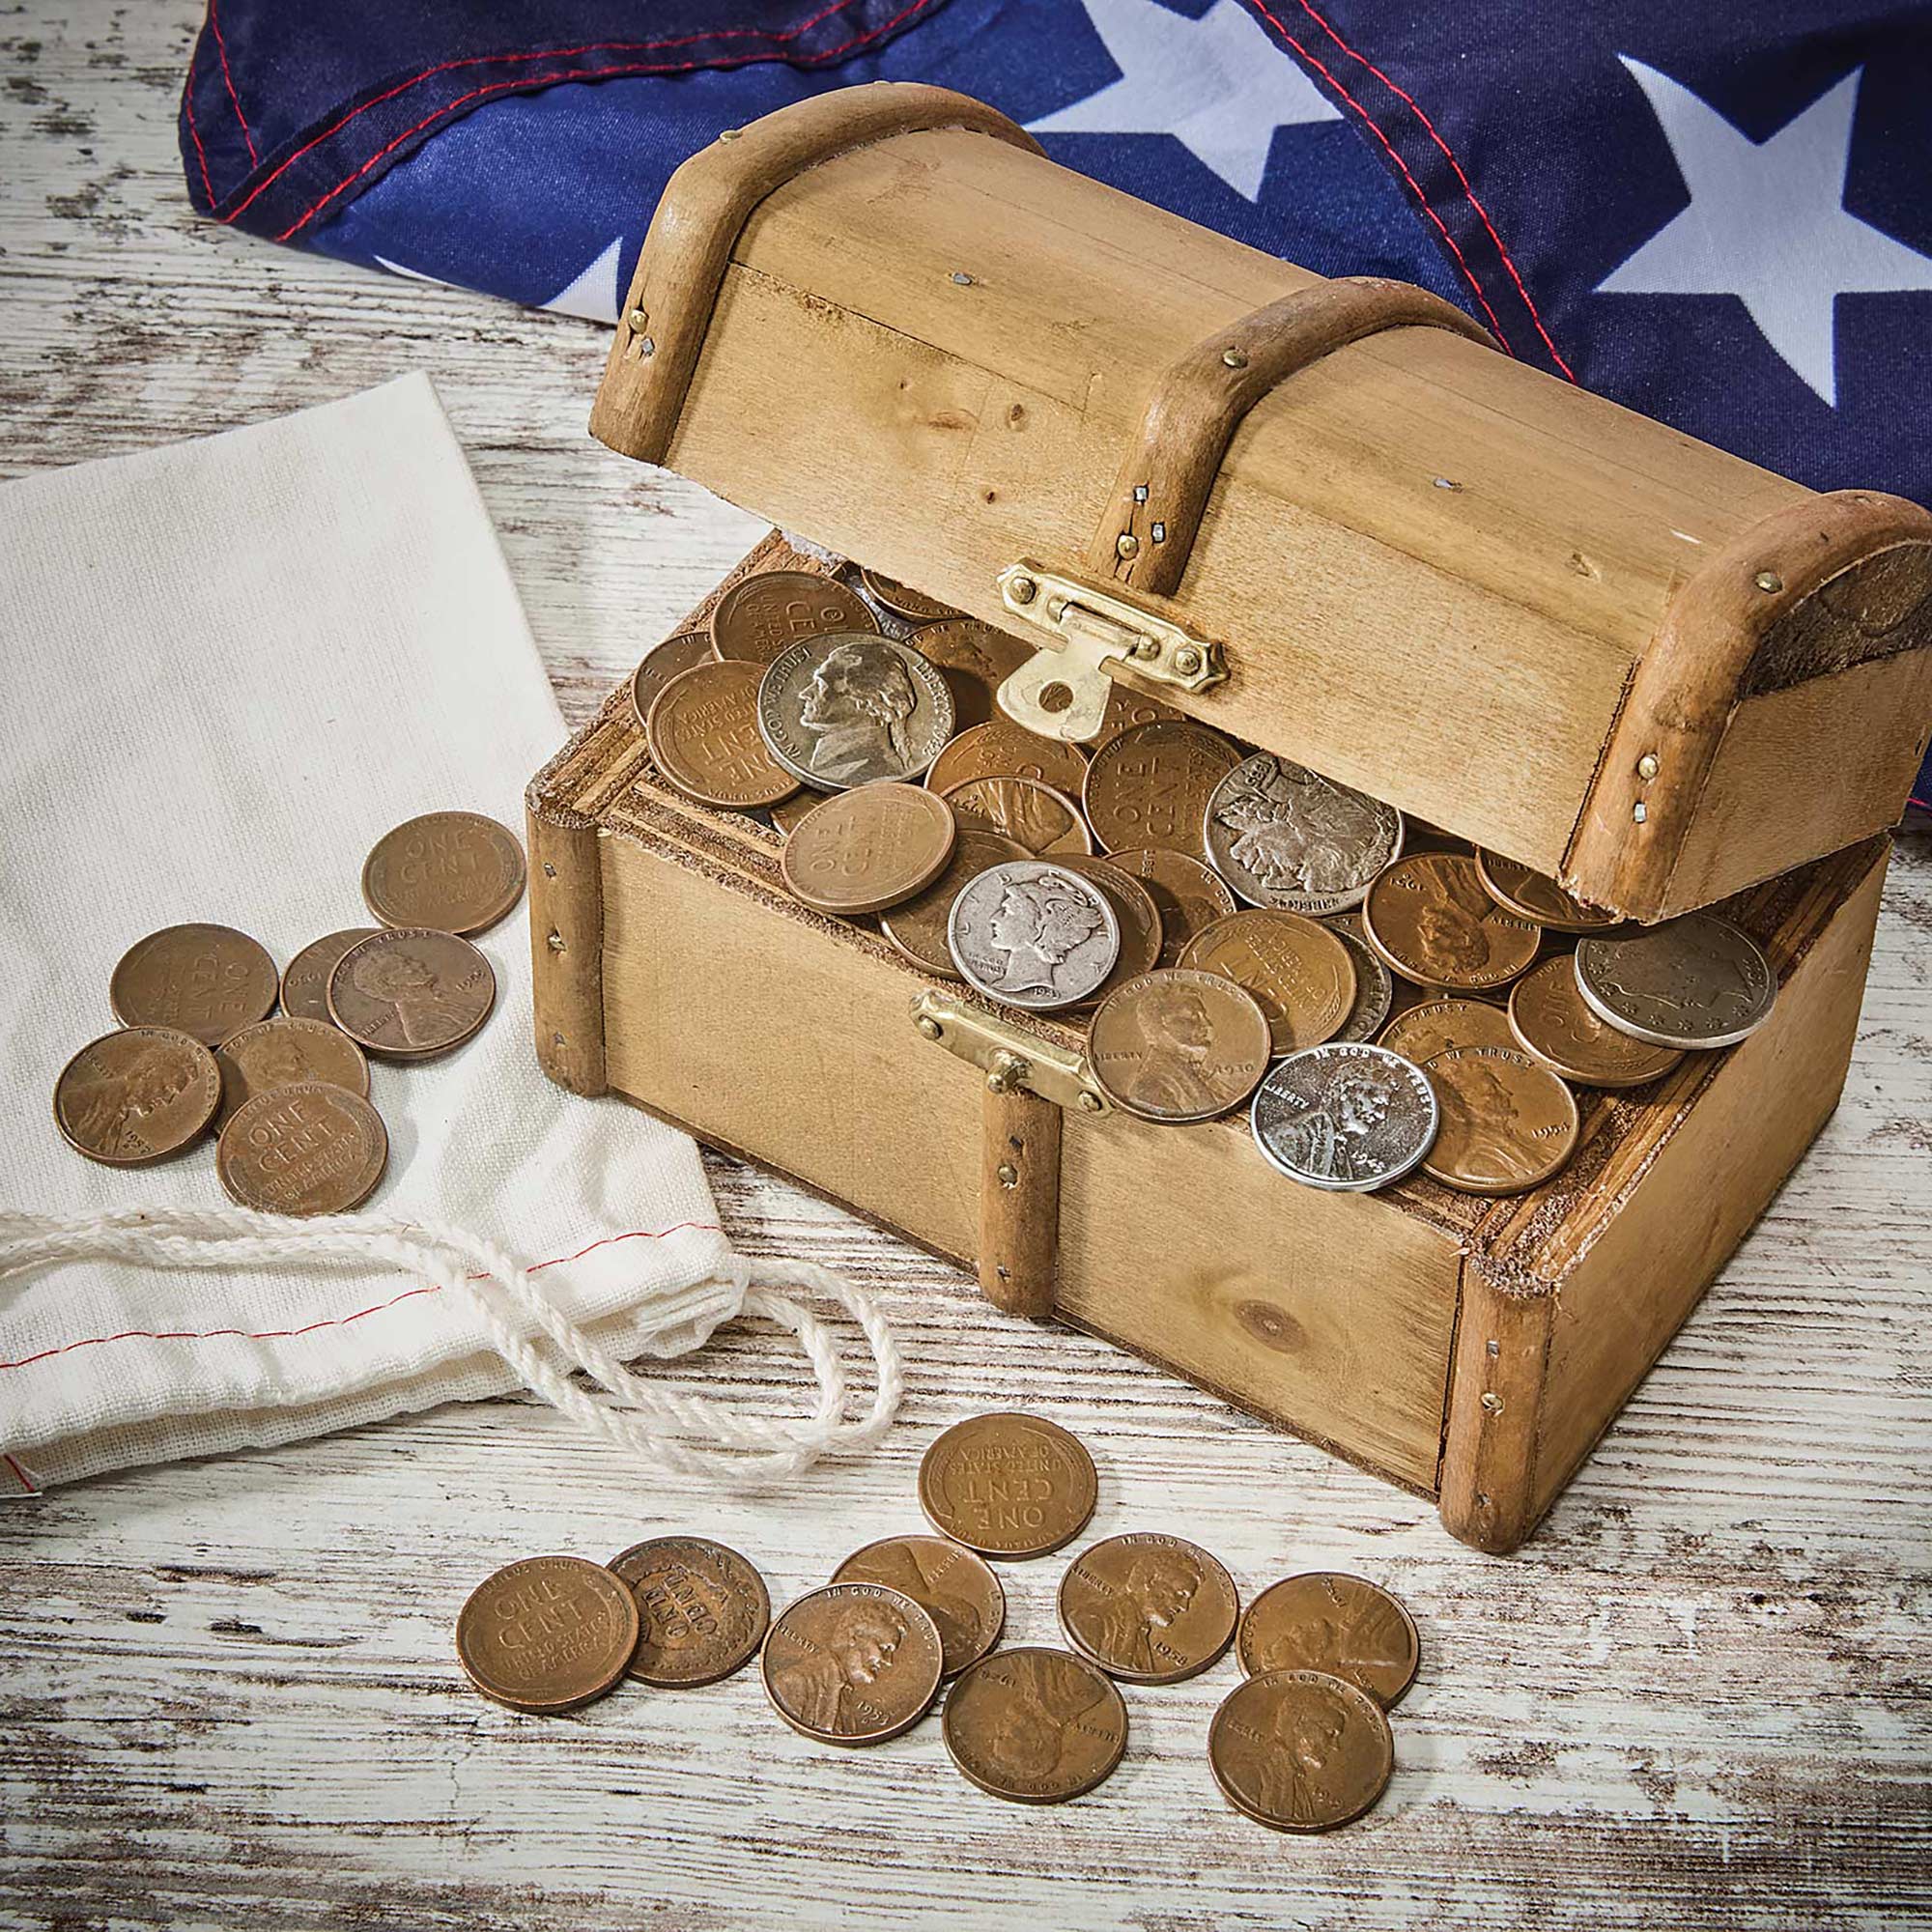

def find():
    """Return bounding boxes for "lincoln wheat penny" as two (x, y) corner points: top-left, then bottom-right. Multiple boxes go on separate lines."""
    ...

(1059, 853), (1164, 1000)
(833, 1535), (1006, 1678)
(629, 628), (713, 728)
(919, 1412), (1098, 1559)
(1421, 1043), (1578, 1194)
(939, 776), (1093, 857)
(1574, 913), (1776, 1049)
(1098, 681), (1185, 739)
(607, 1536), (770, 1688)
(1321, 916), (1396, 1044)
(1237, 1573), (1420, 1709)
(1378, 996), (1517, 1065)
(327, 927), (496, 1061)
(948, 861), (1120, 1010)
(924, 715), (1090, 798)
(53, 1026), (220, 1166)
(943, 1648), (1128, 1804)
(361, 810), (526, 936)
(761, 1582), (943, 1746)
(779, 782), (956, 916)
(858, 566), (955, 624)
(905, 618), (1032, 730)
(455, 1555), (641, 1715)
(1083, 719), (1242, 858)
(1251, 1042), (1438, 1193)
(109, 923), (278, 1046)
(213, 1015), (369, 1126)
(1178, 909), (1356, 1057)
(1058, 1533), (1239, 1684)
(647, 658), (801, 809)
(1204, 753), (1404, 914)
(1508, 953), (1685, 1087)
(279, 928), (379, 1024)
(1109, 846), (1237, 966)
(1475, 850), (1618, 931)
(1087, 970), (1269, 1122)
(1209, 1668), (1395, 1833)
(710, 569), (877, 666)
(216, 1082), (388, 1215)
(878, 827), (1027, 977)
(1362, 853), (1542, 990)
(758, 632), (954, 790)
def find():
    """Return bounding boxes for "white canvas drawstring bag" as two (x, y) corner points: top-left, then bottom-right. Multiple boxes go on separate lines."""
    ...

(0, 375), (900, 1493)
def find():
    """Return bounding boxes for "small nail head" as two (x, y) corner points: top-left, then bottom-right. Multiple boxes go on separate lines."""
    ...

(1634, 801), (1648, 824)
(1636, 753), (1660, 781)
(1222, 347), (1248, 369)
(1078, 1093), (1103, 1113)
(637, 336), (656, 358)
(1173, 646), (1202, 676)
(1754, 570), (1783, 593)
(1116, 532), (1140, 559)
(917, 1015), (943, 1039)
(996, 1162), (1019, 1188)
(950, 270), (976, 286)
(719, 128), (741, 141)
(626, 307), (648, 332)
(1009, 574), (1037, 606)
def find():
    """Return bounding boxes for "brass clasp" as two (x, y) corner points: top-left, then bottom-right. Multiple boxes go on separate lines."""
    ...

(910, 989), (1110, 1116)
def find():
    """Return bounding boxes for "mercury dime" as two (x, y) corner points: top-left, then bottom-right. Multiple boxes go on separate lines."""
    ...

(779, 782), (956, 916)
(1574, 913), (1776, 1049)
(1421, 1043), (1578, 1194)
(919, 1412), (1098, 1559)
(1237, 1573), (1420, 1709)
(943, 1647), (1128, 1804)
(1475, 849), (1619, 931)
(214, 1015), (369, 1127)
(361, 811), (526, 936)
(1321, 915), (1395, 1045)
(1058, 1533), (1239, 1684)
(759, 632), (955, 790)
(109, 923), (278, 1046)
(1362, 852), (1542, 990)
(878, 828), (1028, 977)
(761, 1582), (943, 1746)
(1178, 910), (1356, 1057)
(279, 928), (380, 1024)
(1087, 970), (1269, 1123)
(216, 1082), (388, 1215)
(327, 927), (496, 1061)
(1209, 1668), (1395, 1833)
(648, 659), (801, 810)
(1108, 847), (1237, 966)
(1378, 996), (1517, 1065)
(833, 1534), (1006, 1678)
(607, 1536), (770, 1688)
(948, 861), (1120, 1010)
(1251, 1042), (1438, 1193)
(1083, 719), (1242, 858)
(455, 1555), (641, 1715)
(858, 566), (956, 625)
(1508, 953), (1684, 1087)
(1059, 853), (1163, 1002)
(906, 619), (1032, 730)
(710, 569), (878, 667)
(924, 716), (1090, 799)
(629, 628), (713, 729)
(939, 776), (1092, 857)
(53, 1026), (220, 1166)
(1204, 753), (1404, 915)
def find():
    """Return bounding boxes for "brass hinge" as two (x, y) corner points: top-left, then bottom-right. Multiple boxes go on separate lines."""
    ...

(993, 559), (1228, 743)
(910, 989), (1111, 1116)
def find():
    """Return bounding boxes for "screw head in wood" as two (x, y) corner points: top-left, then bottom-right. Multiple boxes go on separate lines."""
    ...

(1078, 1093), (1103, 1113)
(626, 307), (649, 333)
(1173, 645), (1202, 676)
(1116, 533), (1140, 559)
(950, 270), (976, 286)
(1753, 569), (1783, 593)
(1636, 753), (1660, 781)
(996, 1162), (1019, 1188)
(1009, 574), (1037, 605)
(1634, 801), (1648, 824)
(917, 1016), (944, 1040)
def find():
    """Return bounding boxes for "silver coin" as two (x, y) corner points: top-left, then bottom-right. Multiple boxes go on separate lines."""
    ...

(756, 631), (955, 791)
(1321, 916), (1395, 1046)
(1250, 1042), (1438, 1192)
(1573, 913), (1776, 1050)
(948, 861), (1122, 1011)
(1204, 753), (1404, 915)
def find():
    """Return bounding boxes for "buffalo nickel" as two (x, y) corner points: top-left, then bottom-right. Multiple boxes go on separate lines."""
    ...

(109, 923), (278, 1047)
(1362, 852), (1542, 990)
(53, 1026), (220, 1166)
(1237, 1572), (1420, 1709)
(1087, 969), (1269, 1123)
(1321, 915), (1395, 1045)
(919, 1412), (1098, 1559)
(759, 632), (954, 789)
(327, 927), (495, 1061)
(1251, 1042), (1438, 1193)
(1573, 913), (1776, 1049)
(360, 810), (526, 936)
(1083, 719), (1242, 858)
(279, 928), (379, 1024)
(943, 1647), (1128, 1804)
(939, 776), (1092, 857)
(832, 1535), (1006, 1678)
(1178, 909), (1356, 1057)
(629, 629), (714, 728)
(905, 619), (1032, 730)
(924, 716), (1090, 799)
(214, 1015), (370, 1127)
(1058, 1533), (1239, 1684)
(1378, 996), (1517, 1065)
(1204, 753), (1403, 914)
(1108, 846), (1236, 966)
(761, 1582), (943, 1746)
(779, 782), (956, 916)
(1421, 1043), (1578, 1194)
(607, 1536), (770, 1688)
(710, 570), (878, 667)
(647, 658), (801, 810)
(878, 827), (1028, 978)
(1508, 953), (1684, 1087)
(216, 1082), (388, 1215)
(455, 1555), (640, 1714)
(1209, 1668), (1395, 1832)
(1475, 849), (1618, 932)
(948, 861), (1120, 1010)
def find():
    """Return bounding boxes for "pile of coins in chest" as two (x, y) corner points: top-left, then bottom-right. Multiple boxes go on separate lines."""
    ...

(51, 810), (525, 1213)
(632, 557), (1781, 1199)
(455, 1410), (1419, 1829)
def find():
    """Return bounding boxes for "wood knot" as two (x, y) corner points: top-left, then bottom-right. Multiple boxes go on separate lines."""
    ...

(1236, 1299), (1306, 1354)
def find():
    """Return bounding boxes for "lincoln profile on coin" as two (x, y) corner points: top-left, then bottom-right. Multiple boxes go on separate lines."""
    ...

(986, 1653), (1114, 1778)
(1089, 1544), (1201, 1674)
(1271, 1065), (1393, 1183)
(796, 639), (919, 782)
(769, 1598), (905, 1734)
(1244, 1682), (1353, 1823)
(65, 1044), (192, 1156)
(1438, 1061), (1543, 1184)
(1119, 980), (1225, 1115)
(348, 944), (447, 1047)
(982, 872), (1109, 998)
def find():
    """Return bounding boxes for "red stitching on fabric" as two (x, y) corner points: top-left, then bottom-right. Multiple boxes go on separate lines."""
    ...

(207, 0), (259, 166)
(182, 55), (216, 207)
(3, 1455), (36, 1495)
(0, 1220), (725, 1373)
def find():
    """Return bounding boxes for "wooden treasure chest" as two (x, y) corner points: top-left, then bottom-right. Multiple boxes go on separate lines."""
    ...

(526, 85), (1932, 1552)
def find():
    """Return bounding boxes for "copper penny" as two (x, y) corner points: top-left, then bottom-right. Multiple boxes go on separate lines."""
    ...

(1087, 969), (1269, 1123)
(858, 566), (955, 624)
(1059, 853), (1163, 1003)
(361, 811), (526, 936)
(109, 923), (278, 1047)
(1097, 681), (1185, 740)
(1421, 1043), (1579, 1194)
(918, 1412), (1097, 1559)
(768, 791), (820, 838)
(214, 1015), (369, 1127)
(1237, 1573), (1420, 1709)
(53, 1026), (220, 1166)
(878, 827), (1028, 978)
(1107, 846), (1236, 967)
(1209, 1668), (1394, 1833)
(1573, 913), (1776, 1050)
(761, 1582), (943, 1746)
(1378, 996), (1517, 1065)
(1204, 753), (1404, 915)
(943, 1648), (1128, 1804)
(710, 569), (878, 667)
(327, 927), (496, 1061)
(906, 619), (1032, 730)
(455, 1554), (641, 1715)
(924, 716), (1091, 799)
(1058, 1533), (1239, 1684)
(939, 776), (1093, 857)
(1362, 853), (1541, 991)
(628, 629), (713, 730)
(215, 1082), (388, 1215)
(647, 659), (801, 810)
(607, 1536), (770, 1688)
(1320, 915), (1396, 1044)
(833, 1534), (1006, 1678)
(1508, 954), (1685, 1087)
(1082, 719), (1242, 858)
(1178, 910), (1356, 1058)
(279, 928), (380, 1024)
(1476, 849), (1619, 931)
(779, 782), (956, 916)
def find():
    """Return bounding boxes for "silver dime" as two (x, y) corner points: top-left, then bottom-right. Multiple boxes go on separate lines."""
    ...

(756, 631), (955, 791)
(1573, 913), (1776, 1050)
(1250, 1042), (1438, 1193)
(1204, 753), (1404, 915)
(1321, 916), (1395, 1045)
(948, 861), (1122, 1011)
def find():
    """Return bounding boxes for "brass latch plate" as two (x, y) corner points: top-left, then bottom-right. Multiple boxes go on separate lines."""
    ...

(910, 988), (1110, 1116)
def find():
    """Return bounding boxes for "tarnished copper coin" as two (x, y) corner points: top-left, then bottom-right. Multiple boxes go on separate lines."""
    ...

(1421, 1043), (1578, 1194)
(1251, 1043), (1439, 1193)
(768, 791), (821, 838)
(361, 811), (526, 936)
(1209, 1668), (1395, 1833)
(1058, 1533), (1239, 1684)
(628, 628), (714, 729)
(214, 1015), (370, 1127)
(1108, 847), (1237, 967)
(943, 1648), (1128, 1804)
(878, 828), (1029, 978)
(1237, 1572), (1420, 1709)
(1083, 719), (1243, 858)
(1574, 912), (1776, 1050)
(1508, 954), (1685, 1088)
(53, 1026), (220, 1166)
(858, 566), (955, 624)
(1362, 853), (1541, 991)
(710, 569), (878, 667)
(455, 1554), (641, 1715)
(939, 776), (1092, 857)
(1204, 753), (1404, 914)
(906, 619), (1032, 730)
(607, 1536), (770, 1688)
(779, 782), (956, 916)
(924, 716), (1091, 799)
(327, 927), (496, 1061)
(761, 1582), (943, 1746)
(1378, 996), (1517, 1065)
(215, 1082), (388, 1215)
(109, 923), (278, 1047)
(759, 632), (955, 790)
(1087, 970), (1269, 1123)
(279, 928), (380, 1024)
(1475, 850), (1619, 931)
(647, 658), (801, 810)
(1178, 909), (1356, 1057)
(1097, 681), (1185, 740)
(1059, 853), (1164, 1002)
(833, 1534), (1006, 1678)
(919, 1412), (1098, 1559)
(948, 861), (1121, 1010)
(1321, 915), (1396, 1045)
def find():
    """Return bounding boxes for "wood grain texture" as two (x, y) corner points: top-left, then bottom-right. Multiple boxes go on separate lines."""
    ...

(2, 10), (1928, 1931)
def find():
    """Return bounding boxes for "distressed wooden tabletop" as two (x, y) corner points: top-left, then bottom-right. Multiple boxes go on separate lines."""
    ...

(2, 9), (1928, 1930)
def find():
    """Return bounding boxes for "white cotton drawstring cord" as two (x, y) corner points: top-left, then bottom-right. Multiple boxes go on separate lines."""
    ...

(0, 1207), (903, 1486)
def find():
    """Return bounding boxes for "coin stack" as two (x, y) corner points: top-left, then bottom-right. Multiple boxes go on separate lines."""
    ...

(455, 1410), (1420, 1832)
(50, 811), (523, 1215)
(634, 557), (1782, 1199)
